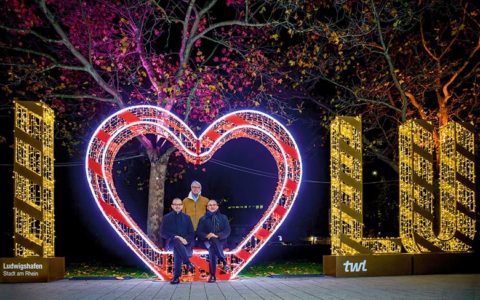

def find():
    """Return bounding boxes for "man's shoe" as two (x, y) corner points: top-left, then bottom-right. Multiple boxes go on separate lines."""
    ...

(187, 263), (195, 273)
(170, 277), (180, 284)
(207, 276), (216, 283)
(223, 264), (230, 273)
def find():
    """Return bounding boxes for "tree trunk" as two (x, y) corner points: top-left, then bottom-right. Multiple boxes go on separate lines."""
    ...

(146, 146), (175, 248)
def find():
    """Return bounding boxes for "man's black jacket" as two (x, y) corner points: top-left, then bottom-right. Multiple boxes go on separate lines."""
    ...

(197, 210), (231, 242)
(160, 211), (194, 246)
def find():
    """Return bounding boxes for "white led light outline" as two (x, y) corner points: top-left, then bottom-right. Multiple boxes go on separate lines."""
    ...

(87, 107), (301, 277)
(100, 121), (290, 254)
(100, 121), (176, 252)
(85, 124), (165, 279)
(85, 105), (302, 280)
(230, 144), (303, 277)
(88, 109), (298, 276)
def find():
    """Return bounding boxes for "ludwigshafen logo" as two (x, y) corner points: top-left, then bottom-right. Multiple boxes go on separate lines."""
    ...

(3, 263), (43, 271)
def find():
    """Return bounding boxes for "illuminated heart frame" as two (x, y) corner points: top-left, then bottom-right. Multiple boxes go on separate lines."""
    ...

(85, 105), (302, 281)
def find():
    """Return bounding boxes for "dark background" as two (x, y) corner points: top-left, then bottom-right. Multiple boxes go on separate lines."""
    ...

(0, 108), (332, 268)
(1, 106), (478, 270)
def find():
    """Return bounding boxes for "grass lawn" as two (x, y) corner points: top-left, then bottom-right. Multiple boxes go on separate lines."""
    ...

(66, 261), (323, 279)
(66, 263), (154, 279)
(238, 261), (323, 278)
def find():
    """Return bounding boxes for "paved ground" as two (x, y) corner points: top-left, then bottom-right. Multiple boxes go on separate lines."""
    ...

(1, 274), (479, 299)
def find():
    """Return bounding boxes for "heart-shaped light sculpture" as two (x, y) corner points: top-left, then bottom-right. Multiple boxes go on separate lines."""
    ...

(85, 105), (302, 281)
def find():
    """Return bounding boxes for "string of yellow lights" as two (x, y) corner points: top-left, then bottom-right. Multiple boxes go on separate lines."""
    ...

(13, 101), (55, 257)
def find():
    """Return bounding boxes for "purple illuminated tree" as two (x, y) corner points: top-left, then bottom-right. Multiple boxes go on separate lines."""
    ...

(0, 0), (300, 245)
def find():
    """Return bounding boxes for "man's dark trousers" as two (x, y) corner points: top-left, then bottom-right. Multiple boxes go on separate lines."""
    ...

(205, 237), (225, 276)
(169, 238), (192, 278)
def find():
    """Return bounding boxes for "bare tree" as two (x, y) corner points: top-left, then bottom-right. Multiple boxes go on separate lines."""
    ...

(282, 0), (479, 170)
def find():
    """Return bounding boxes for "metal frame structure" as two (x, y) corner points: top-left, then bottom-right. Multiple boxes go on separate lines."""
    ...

(85, 105), (302, 281)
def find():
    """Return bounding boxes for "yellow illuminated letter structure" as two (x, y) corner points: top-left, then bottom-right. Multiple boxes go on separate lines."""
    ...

(325, 116), (476, 277)
(330, 116), (402, 255)
(13, 101), (55, 257)
(399, 120), (476, 252)
(0, 101), (63, 283)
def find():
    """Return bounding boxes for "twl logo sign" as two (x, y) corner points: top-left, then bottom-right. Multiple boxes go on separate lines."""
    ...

(343, 260), (367, 272)
(326, 255), (412, 277)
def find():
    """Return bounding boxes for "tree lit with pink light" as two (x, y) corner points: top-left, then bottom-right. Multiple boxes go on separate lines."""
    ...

(1, 0), (300, 245)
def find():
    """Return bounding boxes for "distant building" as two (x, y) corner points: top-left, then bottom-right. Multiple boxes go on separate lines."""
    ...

(227, 204), (264, 210)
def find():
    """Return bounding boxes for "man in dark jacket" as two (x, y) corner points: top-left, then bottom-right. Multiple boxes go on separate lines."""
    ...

(197, 199), (231, 283)
(161, 198), (195, 284)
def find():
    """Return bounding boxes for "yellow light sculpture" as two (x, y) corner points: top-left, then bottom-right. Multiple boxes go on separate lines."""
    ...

(13, 101), (55, 257)
(330, 116), (402, 255)
(399, 120), (476, 252)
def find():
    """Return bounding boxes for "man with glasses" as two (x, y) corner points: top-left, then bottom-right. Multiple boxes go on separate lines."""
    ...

(197, 199), (231, 283)
(183, 180), (209, 230)
(161, 198), (195, 284)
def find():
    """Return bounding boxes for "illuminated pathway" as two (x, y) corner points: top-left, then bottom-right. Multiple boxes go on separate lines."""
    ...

(0, 274), (478, 299)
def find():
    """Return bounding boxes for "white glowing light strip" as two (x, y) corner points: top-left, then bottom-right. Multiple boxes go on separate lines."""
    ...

(198, 110), (303, 277)
(231, 142), (302, 277)
(100, 120), (290, 257)
(199, 110), (276, 138)
(101, 121), (176, 253)
(115, 106), (297, 161)
(226, 111), (303, 276)
(85, 127), (165, 279)
(131, 105), (198, 139)
(233, 131), (288, 250)
(97, 106), (297, 162)
(200, 110), (300, 266)
(86, 105), (303, 280)
(196, 123), (292, 260)
(85, 110), (183, 278)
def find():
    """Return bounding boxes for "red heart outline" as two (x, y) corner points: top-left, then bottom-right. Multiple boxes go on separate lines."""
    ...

(85, 106), (302, 280)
